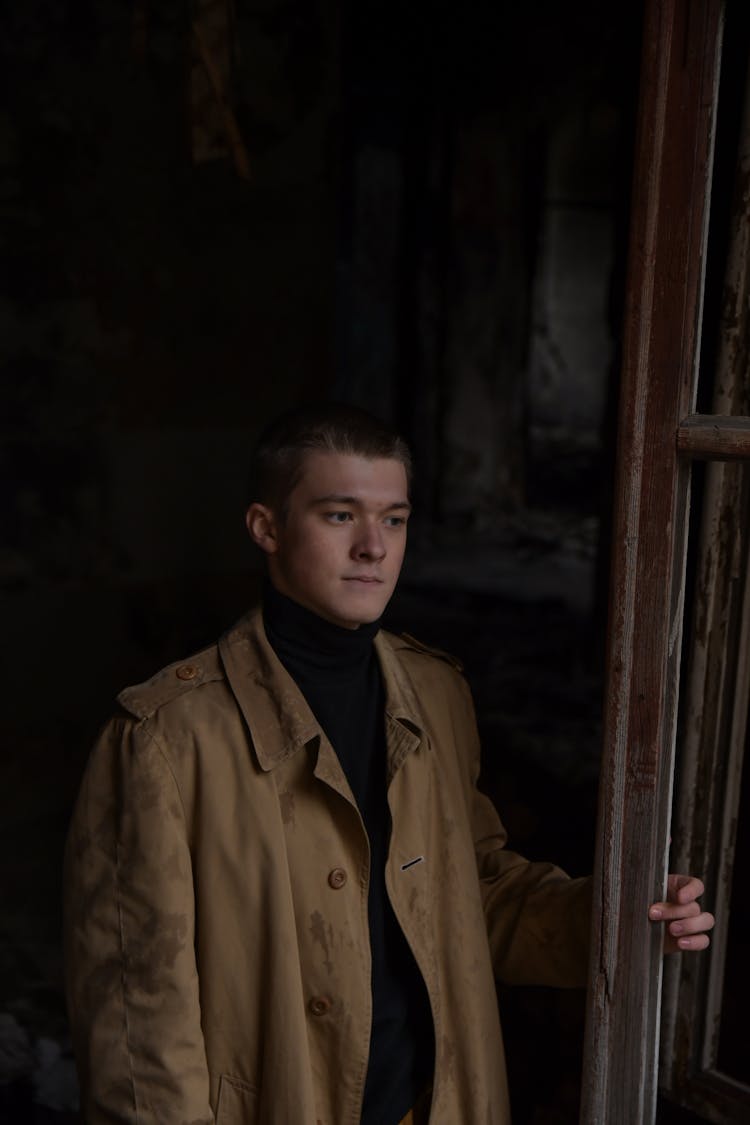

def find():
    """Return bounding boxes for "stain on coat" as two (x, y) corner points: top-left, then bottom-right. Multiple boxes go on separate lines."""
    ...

(309, 910), (334, 975)
(124, 910), (190, 994)
(279, 788), (296, 826)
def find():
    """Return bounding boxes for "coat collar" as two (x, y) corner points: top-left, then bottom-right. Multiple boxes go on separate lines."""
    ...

(218, 608), (427, 774)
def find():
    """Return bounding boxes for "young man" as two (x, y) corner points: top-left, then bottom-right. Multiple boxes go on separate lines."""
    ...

(64, 404), (714, 1124)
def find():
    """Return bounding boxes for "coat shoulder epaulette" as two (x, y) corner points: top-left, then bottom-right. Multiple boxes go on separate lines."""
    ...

(396, 632), (464, 673)
(117, 643), (224, 720)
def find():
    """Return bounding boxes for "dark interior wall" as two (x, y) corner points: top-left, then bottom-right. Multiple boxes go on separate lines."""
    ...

(1, 3), (644, 1121)
(336, 2), (639, 525)
(2, 3), (341, 1117)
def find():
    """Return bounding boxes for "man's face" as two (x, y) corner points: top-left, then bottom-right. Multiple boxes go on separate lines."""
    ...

(247, 451), (410, 629)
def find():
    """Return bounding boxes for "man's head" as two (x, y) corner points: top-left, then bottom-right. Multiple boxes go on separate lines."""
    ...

(247, 403), (412, 517)
(246, 404), (413, 629)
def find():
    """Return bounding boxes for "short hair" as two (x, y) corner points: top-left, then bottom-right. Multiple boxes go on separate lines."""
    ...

(248, 403), (412, 514)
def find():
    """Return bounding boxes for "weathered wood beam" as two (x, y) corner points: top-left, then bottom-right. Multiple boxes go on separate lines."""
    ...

(580, 1), (723, 1122)
(677, 414), (750, 460)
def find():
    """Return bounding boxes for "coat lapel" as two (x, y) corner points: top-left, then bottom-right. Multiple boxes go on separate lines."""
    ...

(219, 609), (429, 791)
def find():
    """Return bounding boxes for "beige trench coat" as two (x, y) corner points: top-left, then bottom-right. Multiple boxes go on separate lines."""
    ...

(64, 609), (591, 1124)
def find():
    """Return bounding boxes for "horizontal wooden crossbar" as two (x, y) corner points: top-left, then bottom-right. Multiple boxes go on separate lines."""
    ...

(677, 414), (750, 460)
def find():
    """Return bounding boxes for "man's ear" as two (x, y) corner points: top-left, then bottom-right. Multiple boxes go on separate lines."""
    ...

(245, 503), (280, 555)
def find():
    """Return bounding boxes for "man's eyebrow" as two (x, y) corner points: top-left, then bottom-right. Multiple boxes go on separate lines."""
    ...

(311, 494), (412, 511)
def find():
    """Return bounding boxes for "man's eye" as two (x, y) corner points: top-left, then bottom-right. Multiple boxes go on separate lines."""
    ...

(326, 511), (352, 523)
(384, 516), (407, 528)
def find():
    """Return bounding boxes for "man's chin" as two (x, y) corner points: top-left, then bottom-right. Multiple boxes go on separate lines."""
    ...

(339, 609), (386, 629)
(332, 590), (392, 629)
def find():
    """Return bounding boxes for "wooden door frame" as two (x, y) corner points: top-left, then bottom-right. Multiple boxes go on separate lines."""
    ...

(580, 2), (724, 1120)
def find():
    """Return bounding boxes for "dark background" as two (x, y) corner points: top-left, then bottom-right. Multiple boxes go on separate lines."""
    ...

(1, 2), (742, 1122)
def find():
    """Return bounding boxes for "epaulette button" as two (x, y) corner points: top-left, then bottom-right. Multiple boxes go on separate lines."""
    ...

(175, 664), (199, 681)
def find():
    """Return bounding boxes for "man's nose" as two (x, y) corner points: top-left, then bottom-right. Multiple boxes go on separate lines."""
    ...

(351, 522), (386, 560)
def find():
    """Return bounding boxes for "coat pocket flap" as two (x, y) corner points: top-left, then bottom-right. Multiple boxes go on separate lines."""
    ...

(216, 1073), (259, 1123)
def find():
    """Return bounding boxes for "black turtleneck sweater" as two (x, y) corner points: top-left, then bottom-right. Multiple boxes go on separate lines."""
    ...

(262, 581), (433, 1124)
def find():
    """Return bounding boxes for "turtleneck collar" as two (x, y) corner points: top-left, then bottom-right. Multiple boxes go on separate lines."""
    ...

(262, 577), (381, 673)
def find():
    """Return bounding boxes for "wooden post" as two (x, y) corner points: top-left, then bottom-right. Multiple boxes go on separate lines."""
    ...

(580, 2), (723, 1121)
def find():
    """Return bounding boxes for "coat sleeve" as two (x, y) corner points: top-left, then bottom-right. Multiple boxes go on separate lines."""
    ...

(457, 677), (592, 988)
(63, 715), (214, 1124)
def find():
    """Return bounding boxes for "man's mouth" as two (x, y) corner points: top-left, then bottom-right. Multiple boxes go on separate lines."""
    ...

(343, 576), (382, 584)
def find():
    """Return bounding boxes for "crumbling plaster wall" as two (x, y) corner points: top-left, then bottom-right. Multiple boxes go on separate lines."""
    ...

(336, 3), (637, 530)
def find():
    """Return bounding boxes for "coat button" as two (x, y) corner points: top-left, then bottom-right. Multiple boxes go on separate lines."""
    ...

(175, 664), (199, 680)
(309, 996), (332, 1017)
(328, 867), (347, 890)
